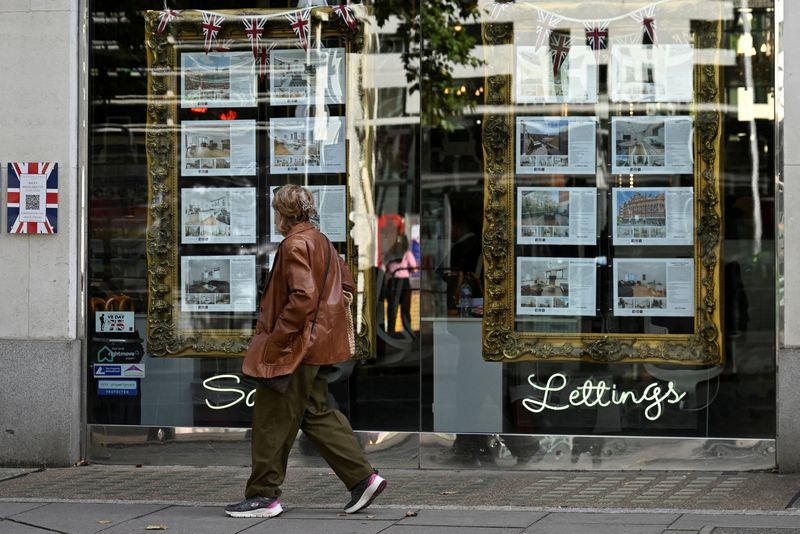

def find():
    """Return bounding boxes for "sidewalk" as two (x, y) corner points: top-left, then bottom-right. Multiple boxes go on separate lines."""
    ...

(2, 466), (800, 533)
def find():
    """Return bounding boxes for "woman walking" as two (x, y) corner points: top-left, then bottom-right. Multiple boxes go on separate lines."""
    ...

(225, 185), (386, 518)
(385, 233), (417, 335)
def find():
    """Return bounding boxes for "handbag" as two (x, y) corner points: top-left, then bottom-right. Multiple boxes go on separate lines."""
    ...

(343, 289), (356, 357)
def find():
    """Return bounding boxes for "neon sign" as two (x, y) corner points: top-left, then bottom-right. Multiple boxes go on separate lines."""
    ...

(201, 372), (688, 421)
(202, 374), (255, 410)
(522, 373), (687, 421)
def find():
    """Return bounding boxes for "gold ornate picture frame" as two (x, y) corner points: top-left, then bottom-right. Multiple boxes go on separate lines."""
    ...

(144, 8), (374, 358)
(481, 14), (724, 366)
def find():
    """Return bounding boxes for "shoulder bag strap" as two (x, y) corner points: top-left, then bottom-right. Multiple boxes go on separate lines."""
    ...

(258, 241), (284, 300)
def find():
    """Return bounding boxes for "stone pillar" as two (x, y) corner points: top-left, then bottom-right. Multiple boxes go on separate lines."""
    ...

(778, 0), (800, 473)
(0, 0), (82, 466)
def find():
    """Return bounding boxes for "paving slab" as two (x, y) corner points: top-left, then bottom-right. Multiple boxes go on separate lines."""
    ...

(10, 502), (167, 534)
(397, 508), (545, 528)
(383, 527), (523, 534)
(0, 502), (48, 518)
(532, 511), (681, 525)
(712, 529), (800, 533)
(100, 505), (266, 534)
(671, 514), (800, 530)
(239, 517), (397, 534)
(522, 525), (666, 534)
(279, 506), (411, 521)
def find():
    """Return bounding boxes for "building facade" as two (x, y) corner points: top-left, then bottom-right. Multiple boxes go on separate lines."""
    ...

(2, 0), (799, 472)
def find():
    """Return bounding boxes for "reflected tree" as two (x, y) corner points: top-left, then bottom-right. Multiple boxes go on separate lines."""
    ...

(372, 0), (483, 131)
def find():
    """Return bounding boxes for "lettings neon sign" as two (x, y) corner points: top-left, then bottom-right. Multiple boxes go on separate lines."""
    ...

(521, 373), (687, 421)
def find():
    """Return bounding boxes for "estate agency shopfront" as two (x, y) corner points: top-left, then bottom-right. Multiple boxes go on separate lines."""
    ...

(86, 0), (780, 470)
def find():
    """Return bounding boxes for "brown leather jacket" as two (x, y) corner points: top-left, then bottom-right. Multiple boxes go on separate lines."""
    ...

(242, 222), (356, 379)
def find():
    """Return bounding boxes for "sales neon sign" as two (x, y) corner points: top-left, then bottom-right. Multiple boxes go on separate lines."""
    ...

(202, 374), (256, 410)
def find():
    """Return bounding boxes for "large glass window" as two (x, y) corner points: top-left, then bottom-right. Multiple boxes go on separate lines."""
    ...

(88, 0), (776, 464)
(419, 0), (776, 465)
(88, 0), (421, 431)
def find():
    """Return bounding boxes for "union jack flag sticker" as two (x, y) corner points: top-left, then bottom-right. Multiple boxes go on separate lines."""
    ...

(7, 162), (58, 234)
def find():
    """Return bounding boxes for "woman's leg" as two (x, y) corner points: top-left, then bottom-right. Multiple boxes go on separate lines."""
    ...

(386, 277), (401, 333)
(245, 366), (319, 498)
(300, 366), (374, 489)
(399, 278), (413, 334)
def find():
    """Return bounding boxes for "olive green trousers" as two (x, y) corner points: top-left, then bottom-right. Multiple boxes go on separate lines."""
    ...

(245, 364), (374, 499)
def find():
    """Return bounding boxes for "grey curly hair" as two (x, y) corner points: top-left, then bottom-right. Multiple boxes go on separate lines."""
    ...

(272, 184), (318, 235)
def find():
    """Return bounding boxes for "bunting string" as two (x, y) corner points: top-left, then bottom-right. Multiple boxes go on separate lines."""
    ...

(154, 2), (676, 52)
(153, 6), (360, 52)
(487, 0), (673, 25)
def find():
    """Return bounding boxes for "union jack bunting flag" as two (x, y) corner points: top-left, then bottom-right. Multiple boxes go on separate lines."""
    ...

(332, 4), (357, 30)
(7, 162), (58, 234)
(287, 8), (312, 51)
(201, 11), (225, 54)
(489, 1), (512, 20)
(631, 5), (657, 44)
(156, 9), (179, 36)
(584, 21), (609, 52)
(549, 32), (572, 77)
(257, 42), (276, 81)
(533, 8), (563, 49)
(243, 16), (266, 59)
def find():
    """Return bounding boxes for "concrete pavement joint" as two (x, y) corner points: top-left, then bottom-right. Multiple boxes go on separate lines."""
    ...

(785, 487), (800, 509)
(0, 468), (41, 483)
(2, 517), (68, 534)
